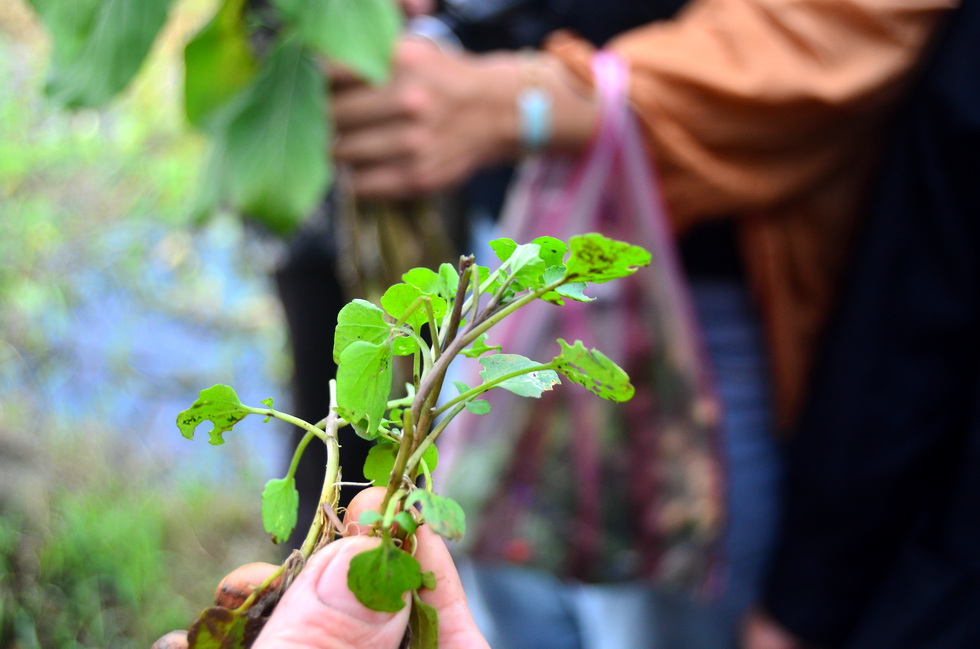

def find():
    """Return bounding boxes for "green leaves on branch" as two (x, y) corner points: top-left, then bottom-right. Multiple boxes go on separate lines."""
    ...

(173, 233), (648, 646)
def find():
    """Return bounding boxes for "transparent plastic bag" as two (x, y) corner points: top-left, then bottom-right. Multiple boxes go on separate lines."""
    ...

(442, 53), (723, 589)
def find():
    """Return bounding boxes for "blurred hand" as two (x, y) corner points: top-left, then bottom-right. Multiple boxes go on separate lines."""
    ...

(741, 608), (815, 649)
(152, 488), (490, 649)
(333, 37), (520, 199)
(332, 37), (598, 200)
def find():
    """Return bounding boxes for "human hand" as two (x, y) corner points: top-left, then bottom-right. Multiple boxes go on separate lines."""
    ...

(741, 608), (817, 649)
(152, 488), (490, 649)
(332, 37), (597, 199)
(332, 37), (520, 199)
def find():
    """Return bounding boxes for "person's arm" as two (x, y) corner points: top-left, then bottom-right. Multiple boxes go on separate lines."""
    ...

(547, 0), (955, 231)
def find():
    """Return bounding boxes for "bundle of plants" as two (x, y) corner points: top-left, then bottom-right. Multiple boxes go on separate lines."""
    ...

(167, 233), (650, 648)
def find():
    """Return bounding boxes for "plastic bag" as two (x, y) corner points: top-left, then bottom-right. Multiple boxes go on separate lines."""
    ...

(441, 52), (723, 589)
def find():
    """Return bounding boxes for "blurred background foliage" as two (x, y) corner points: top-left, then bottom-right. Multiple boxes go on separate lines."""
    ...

(1, 1), (297, 645)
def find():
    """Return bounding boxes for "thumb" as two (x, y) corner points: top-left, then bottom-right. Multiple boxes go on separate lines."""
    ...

(254, 536), (410, 649)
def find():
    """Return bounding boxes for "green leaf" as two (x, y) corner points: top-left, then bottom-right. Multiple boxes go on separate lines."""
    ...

(381, 283), (424, 328)
(204, 37), (330, 234)
(363, 442), (398, 487)
(409, 592), (439, 649)
(564, 233), (651, 284)
(439, 263), (460, 299)
(348, 537), (423, 612)
(261, 477), (299, 544)
(184, 0), (257, 129)
(553, 339), (635, 402)
(406, 491), (466, 541)
(358, 510), (384, 527)
(336, 341), (394, 438)
(533, 236), (567, 267)
(334, 299), (390, 363)
(402, 267), (442, 296)
(29, 0), (173, 108)
(279, 0), (400, 84)
(420, 571), (437, 591)
(176, 384), (253, 446)
(389, 284), (448, 328)
(479, 355), (560, 398)
(539, 267), (593, 306)
(187, 606), (247, 649)
(364, 441), (438, 485)
(452, 381), (490, 415)
(506, 243), (547, 288)
(393, 511), (419, 535)
(465, 399), (491, 415)
(421, 443), (439, 473)
(461, 333), (502, 359)
(489, 238), (517, 262)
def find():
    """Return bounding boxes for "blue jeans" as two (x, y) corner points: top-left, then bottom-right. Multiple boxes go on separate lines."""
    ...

(459, 279), (783, 649)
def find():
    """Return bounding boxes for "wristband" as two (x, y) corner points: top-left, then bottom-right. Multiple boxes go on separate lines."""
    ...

(517, 55), (552, 152)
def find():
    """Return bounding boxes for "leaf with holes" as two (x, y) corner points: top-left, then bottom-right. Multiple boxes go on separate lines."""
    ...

(564, 233), (651, 284)
(406, 491), (466, 541)
(553, 339), (634, 402)
(176, 384), (256, 446)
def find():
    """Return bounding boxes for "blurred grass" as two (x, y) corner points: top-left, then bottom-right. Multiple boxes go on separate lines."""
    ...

(0, 1), (292, 646)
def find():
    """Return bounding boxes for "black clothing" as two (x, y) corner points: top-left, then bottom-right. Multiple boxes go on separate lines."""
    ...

(762, 4), (980, 648)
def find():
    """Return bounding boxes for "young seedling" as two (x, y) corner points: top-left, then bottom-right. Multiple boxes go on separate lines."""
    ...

(175, 232), (650, 648)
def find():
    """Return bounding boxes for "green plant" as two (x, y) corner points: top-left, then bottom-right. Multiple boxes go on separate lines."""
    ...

(26, 0), (402, 236)
(175, 233), (651, 648)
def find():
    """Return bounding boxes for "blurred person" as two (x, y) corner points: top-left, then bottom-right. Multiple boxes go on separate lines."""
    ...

(742, 2), (980, 648)
(329, 1), (957, 648)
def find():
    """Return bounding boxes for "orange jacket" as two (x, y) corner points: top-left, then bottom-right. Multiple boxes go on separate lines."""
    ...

(548, 0), (955, 429)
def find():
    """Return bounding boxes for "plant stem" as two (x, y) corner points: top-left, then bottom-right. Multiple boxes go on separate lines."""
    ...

(406, 401), (467, 471)
(256, 408), (327, 442)
(299, 380), (343, 558)
(233, 563), (288, 615)
(286, 430), (318, 480)
(439, 256), (473, 353)
(379, 417), (415, 518)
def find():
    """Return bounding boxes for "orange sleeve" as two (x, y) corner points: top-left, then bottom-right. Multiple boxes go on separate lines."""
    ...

(547, 0), (954, 232)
